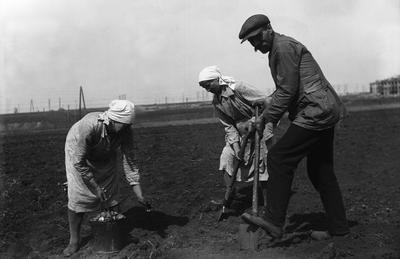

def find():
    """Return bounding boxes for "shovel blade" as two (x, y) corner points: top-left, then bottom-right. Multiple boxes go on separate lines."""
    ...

(239, 223), (260, 250)
(241, 212), (283, 238)
(217, 210), (226, 222)
(217, 206), (237, 222)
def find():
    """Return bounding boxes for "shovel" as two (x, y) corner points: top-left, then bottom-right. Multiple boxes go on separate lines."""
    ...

(240, 106), (284, 245)
(238, 105), (262, 250)
(217, 132), (251, 222)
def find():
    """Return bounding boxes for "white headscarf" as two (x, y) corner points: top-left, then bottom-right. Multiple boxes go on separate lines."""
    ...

(198, 65), (236, 89)
(103, 99), (135, 124)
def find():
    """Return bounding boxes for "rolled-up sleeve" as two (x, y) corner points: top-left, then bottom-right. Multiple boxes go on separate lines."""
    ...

(266, 46), (300, 123)
(121, 127), (140, 185)
(235, 82), (267, 105)
(215, 108), (240, 144)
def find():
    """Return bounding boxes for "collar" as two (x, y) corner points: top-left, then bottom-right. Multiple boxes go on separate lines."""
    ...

(213, 85), (235, 104)
(100, 122), (109, 139)
(269, 32), (280, 58)
(97, 112), (111, 139)
(220, 85), (234, 98)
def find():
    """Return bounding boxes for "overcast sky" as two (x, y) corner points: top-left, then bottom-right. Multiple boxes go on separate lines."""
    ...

(1, 0), (399, 113)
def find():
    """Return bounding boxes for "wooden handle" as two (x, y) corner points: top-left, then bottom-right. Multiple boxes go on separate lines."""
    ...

(252, 106), (261, 215)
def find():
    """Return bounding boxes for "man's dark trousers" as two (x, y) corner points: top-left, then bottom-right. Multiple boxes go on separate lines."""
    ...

(266, 124), (349, 235)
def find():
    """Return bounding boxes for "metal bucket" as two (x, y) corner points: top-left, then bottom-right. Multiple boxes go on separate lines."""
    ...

(89, 217), (128, 254)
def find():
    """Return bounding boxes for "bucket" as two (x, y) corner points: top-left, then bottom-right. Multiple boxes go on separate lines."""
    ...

(89, 214), (128, 254)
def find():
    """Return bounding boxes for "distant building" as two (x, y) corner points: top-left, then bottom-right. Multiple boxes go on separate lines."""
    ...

(370, 75), (400, 96)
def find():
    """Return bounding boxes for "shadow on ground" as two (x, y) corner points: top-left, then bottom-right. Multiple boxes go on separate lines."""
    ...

(260, 212), (359, 248)
(123, 207), (189, 238)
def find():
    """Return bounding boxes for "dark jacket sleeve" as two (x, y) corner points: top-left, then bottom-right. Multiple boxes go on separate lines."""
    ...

(265, 44), (300, 123)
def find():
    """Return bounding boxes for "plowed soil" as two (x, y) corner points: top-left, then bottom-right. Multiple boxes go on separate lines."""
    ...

(1, 108), (400, 258)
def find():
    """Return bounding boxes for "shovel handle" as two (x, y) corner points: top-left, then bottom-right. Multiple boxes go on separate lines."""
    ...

(252, 106), (261, 215)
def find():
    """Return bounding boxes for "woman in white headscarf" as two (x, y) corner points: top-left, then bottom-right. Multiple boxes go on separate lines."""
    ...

(198, 66), (276, 215)
(63, 100), (150, 256)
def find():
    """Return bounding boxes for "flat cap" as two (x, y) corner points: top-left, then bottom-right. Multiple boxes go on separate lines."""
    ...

(239, 14), (270, 43)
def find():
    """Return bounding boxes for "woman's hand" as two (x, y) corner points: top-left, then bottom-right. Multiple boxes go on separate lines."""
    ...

(87, 178), (107, 202)
(95, 186), (107, 202)
(133, 184), (152, 212)
(138, 199), (152, 212)
(232, 142), (243, 161)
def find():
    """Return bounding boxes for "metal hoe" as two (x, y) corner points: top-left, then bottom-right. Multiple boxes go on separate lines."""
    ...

(217, 133), (250, 222)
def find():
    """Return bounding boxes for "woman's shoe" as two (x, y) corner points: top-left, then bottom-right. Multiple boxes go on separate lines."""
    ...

(310, 230), (332, 240)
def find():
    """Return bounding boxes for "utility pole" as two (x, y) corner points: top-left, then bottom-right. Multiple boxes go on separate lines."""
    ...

(67, 104), (70, 122)
(59, 97), (61, 110)
(79, 86), (87, 119)
(30, 99), (34, 112)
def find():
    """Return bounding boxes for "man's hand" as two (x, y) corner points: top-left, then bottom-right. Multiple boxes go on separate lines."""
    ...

(252, 97), (271, 134)
(252, 98), (269, 108)
(254, 115), (266, 135)
(247, 120), (255, 135)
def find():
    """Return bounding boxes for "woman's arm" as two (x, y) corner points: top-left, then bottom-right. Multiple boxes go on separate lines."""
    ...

(72, 120), (105, 199)
(216, 112), (241, 159)
(120, 127), (150, 206)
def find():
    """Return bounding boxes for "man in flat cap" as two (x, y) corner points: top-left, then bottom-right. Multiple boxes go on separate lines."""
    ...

(238, 14), (349, 239)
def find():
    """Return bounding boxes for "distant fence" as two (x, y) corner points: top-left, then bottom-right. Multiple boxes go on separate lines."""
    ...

(0, 102), (216, 133)
(1, 96), (399, 134)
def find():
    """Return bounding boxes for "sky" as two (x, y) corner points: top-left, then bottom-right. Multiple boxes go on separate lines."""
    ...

(1, 0), (399, 113)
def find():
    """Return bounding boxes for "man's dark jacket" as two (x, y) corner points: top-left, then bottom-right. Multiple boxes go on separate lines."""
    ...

(266, 33), (346, 130)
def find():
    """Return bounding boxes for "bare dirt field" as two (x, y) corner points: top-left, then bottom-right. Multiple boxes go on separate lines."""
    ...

(1, 107), (400, 258)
